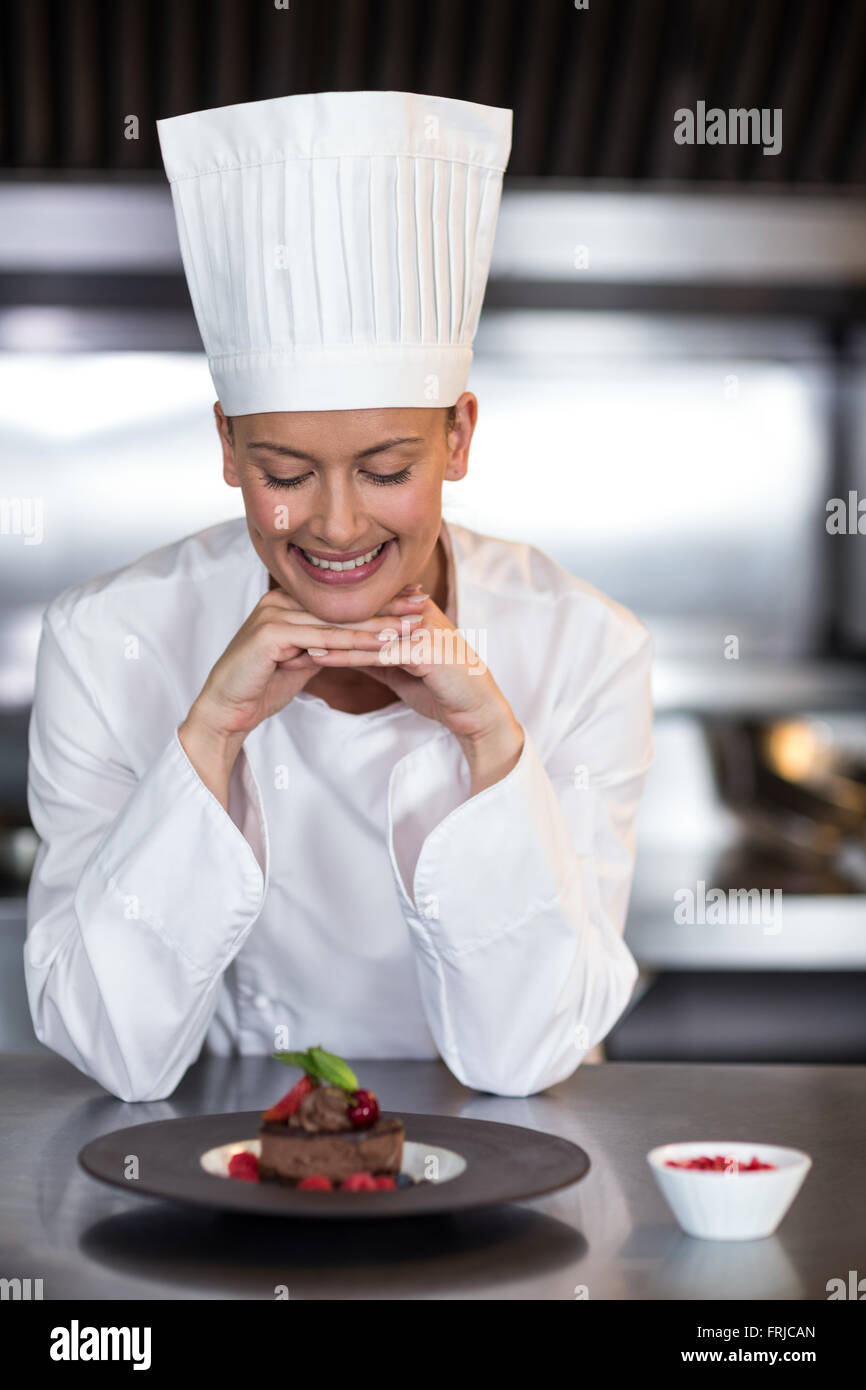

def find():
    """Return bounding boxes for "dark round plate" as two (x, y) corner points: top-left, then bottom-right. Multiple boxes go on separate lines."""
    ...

(78, 1110), (590, 1219)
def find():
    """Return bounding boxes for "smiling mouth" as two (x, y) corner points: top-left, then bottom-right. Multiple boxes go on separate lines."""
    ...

(296, 541), (387, 571)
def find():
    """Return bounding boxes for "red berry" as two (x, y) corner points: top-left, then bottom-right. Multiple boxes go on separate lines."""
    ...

(228, 1151), (259, 1181)
(263, 1074), (317, 1122)
(297, 1174), (333, 1190)
(374, 1176), (396, 1190)
(340, 1171), (378, 1191)
(664, 1152), (777, 1173)
(347, 1089), (380, 1129)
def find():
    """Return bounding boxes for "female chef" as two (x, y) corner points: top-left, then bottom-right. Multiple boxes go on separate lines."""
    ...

(24, 91), (653, 1103)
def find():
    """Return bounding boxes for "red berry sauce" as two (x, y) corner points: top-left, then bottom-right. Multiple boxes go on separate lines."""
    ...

(665, 1153), (777, 1172)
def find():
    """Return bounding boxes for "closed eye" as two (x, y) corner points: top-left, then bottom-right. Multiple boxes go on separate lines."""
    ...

(263, 466), (414, 490)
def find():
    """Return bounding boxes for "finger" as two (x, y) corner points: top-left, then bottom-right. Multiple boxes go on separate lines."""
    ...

(318, 611), (428, 630)
(308, 646), (429, 671)
(375, 594), (433, 618)
(287, 613), (400, 632)
(269, 619), (425, 651)
(276, 652), (318, 669)
(384, 583), (430, 604)
(283, 608), (426, 634)
(261, 586), (434, 627)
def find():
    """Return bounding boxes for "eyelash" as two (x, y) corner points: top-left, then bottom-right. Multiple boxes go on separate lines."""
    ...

(263, 467), (414, 491)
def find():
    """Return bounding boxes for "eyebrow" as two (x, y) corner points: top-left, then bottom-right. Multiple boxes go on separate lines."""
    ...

(246, 435), (425, 463)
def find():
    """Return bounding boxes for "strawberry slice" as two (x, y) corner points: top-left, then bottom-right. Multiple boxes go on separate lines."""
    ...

(262, 1073), (317, 1121)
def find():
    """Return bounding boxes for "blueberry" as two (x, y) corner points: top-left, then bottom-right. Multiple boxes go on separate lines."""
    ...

(395, 1172), (413, 1188)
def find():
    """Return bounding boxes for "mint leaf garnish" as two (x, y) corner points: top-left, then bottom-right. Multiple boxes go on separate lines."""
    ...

(272, 1045), (358, 1093)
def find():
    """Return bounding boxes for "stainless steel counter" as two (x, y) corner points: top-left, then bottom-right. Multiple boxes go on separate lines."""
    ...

(2, 1053), (862, 1301)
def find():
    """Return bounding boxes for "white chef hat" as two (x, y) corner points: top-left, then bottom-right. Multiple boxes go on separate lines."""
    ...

(156, 90), (512, 414)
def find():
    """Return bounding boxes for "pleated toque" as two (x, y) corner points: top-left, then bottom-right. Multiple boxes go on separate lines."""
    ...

(156, 90), (512, 413)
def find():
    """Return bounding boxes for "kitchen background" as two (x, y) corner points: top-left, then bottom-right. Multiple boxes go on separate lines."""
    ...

(1, 0), (865, 1060)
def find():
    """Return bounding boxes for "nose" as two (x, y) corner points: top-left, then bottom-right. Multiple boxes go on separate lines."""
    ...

(305, 478), (369, 549)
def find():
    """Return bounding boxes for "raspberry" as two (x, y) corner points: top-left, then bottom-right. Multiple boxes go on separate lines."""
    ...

(297, 1174), (333, 1190)
(340, 1171), (378, 1191)
(374, 1176), (397, 1190)
(228, 1151), (259, 1181)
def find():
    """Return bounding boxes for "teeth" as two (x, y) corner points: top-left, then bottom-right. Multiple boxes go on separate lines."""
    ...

(300, 541), (386, 571)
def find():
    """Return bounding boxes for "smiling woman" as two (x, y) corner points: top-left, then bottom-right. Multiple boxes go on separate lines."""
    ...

(216, 399), (465, 715)
(24, 90), (653, 1108)
(219, 403), (461, 616)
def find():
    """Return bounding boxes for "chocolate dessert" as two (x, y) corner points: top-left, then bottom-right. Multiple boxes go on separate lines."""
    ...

(257, 1047), (405, 1189)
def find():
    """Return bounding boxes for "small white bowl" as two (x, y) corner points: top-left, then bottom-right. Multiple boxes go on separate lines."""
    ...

(647, 1141), (812, 1241)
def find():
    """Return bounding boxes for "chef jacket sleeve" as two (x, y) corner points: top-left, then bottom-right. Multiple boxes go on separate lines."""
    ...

(386, 612), (653, 1097)
(23, 606), (269, 1103)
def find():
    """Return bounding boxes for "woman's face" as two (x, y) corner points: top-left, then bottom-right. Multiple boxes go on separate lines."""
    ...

(219, 399), (473, 620)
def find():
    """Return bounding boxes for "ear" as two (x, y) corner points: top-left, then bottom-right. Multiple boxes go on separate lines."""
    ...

(444, 392), (476, 484)
(215, 402), (240, 487)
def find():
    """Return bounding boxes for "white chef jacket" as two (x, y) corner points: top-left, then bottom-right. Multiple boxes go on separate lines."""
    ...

(24, 515), (653, 1103)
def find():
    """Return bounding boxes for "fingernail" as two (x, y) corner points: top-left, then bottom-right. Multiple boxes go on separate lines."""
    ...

(307, 647), (328, 656)
(378, 617), (422, 640)
(402, 583), (425, 592)
(405, 592), (428, 603)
